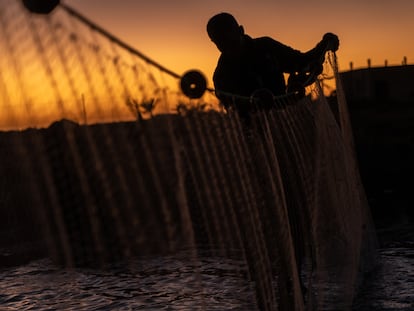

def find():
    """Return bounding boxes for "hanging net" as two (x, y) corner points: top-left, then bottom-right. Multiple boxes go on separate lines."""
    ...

(0, 1), (378, 310)
(0, 0), (217, 130)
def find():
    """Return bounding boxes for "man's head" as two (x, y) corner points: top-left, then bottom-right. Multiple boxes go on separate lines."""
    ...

(207, 13), (244, 54)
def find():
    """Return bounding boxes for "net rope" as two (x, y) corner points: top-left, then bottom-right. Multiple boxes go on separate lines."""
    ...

(0, 1), (378, 310)
(0, 0), (217, 130)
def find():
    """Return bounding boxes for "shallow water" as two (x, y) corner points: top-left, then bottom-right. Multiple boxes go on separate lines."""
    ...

(353, 246), (414, 310)
(0, 245), (413, 311)
(1, 221), (413, 311)
(352, 222), (414, 311)
(0, 253), (257, 311)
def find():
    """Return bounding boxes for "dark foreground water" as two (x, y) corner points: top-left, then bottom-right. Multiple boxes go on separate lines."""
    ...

(0, 253), (257, 311)
(0, 222), (413, 311)
(352, 221), (414, 311)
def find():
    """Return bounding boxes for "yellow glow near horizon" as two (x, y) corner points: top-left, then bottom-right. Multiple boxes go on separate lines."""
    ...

(1, 0), (214, 131)
(3, 0), (414, 130)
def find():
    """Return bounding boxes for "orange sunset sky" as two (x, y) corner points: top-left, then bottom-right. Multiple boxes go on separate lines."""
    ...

(66, 0), (414, 90)
(2, 0), (414, 130)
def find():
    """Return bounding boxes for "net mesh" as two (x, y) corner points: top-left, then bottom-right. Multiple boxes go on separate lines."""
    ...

(0, 0), (217, 130)
(0, 1), (377, 310)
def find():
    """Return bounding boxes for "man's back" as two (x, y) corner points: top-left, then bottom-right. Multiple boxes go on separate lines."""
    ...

(207, 12), (339, 111)
(213, 35), (289, 100)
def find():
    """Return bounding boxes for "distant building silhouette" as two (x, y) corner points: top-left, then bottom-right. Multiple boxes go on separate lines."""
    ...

(340, 64), (414, 103)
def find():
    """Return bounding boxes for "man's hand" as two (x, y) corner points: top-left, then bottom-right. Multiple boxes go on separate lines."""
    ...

(323, 33), (339, 52)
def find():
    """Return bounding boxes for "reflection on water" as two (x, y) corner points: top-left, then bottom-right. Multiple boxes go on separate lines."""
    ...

(0, 252), (258, 311)
(353, 222), (414, 311)
(353, 247), (414, 310)
(0, 241), (413, 311)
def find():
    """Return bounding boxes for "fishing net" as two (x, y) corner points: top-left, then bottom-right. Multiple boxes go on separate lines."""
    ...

(0, 1), (377, 310)
(0, 0), (217, 130)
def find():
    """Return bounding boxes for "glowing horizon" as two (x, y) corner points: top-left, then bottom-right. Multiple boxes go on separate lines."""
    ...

(62, 0), (414, 88)
(2, 0), (414, 130)
(0, 1), (216, 131)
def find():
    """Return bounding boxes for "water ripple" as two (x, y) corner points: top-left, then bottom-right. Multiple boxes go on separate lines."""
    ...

(0, 255), (257, 311)
(1, 246), (413, 310)
(353, 247), (414, 310)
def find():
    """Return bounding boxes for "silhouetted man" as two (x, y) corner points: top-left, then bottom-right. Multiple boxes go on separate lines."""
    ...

(207, 13), (340, 303)
(207, 12), (339, 112)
